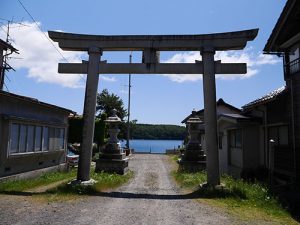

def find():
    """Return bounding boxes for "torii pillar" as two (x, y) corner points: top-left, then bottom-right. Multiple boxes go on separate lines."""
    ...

(202, 47), (219, 185)
(77, 47), (102, 182)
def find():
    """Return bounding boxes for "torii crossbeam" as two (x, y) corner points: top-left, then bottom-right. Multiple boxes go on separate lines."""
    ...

(49, 29), (258, 186)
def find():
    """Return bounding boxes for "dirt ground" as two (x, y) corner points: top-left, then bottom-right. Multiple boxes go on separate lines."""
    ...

(0, 154), (234, 225)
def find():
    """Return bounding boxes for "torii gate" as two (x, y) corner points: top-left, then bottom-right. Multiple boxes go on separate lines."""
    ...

(49, 29), (258, 186)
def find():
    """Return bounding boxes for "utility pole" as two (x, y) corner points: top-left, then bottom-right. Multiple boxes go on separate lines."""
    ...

(0, 20), (18, 91)
(126, 53), (132, 149)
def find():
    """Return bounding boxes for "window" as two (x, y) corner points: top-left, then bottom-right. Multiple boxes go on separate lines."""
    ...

(229, 129), (242, 148)
(268, 125), (289, 146)
(27, 125), (34, 152)
(9, 122), (65, 155)
(49, 127), (55, 150)
(286, 44), (300, 75)
(42, 127), (49, 151)
(59, 128), (65, 149)
(19, 125), (27, 153)
(35, 126), (42, 151)
(10, 124), (19, 153)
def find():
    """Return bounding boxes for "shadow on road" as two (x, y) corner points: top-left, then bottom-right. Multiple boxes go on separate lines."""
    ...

(0, 186), (246, 200)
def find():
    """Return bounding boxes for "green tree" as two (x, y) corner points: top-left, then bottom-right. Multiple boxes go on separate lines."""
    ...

(96, 89), (127, 120)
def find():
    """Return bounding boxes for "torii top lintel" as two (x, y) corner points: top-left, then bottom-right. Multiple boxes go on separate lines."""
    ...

(48, 29), (258, 52)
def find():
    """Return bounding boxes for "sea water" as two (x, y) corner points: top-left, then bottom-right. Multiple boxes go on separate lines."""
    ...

(120, 139), (183, 153)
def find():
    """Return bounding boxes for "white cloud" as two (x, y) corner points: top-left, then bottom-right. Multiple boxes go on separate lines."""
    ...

(0, 22), (116, 88)
(162, 49), (281, 82)
(100, 75), (117, 82)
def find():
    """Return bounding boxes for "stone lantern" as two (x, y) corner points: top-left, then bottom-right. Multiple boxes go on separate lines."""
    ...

(96, 109), (129, 174)
(178, 110), (206, 171)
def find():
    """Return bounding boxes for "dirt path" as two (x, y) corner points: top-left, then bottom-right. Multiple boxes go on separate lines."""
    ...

(0, 154), (233, 225)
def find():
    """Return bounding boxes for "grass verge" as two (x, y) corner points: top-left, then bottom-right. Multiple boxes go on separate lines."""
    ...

(0, 168), (134, 202)
(171, 161), (298, 224)
(0, 169), (77, 193)
(48, 170), (134, 196)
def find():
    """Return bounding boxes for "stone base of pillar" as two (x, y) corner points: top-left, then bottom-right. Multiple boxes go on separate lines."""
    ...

(178, 159), (206, 172)
(177, 145), (206, 172)
(96, 152), (129, 175)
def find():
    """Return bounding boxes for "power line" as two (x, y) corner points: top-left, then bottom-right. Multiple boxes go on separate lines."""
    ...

(17, 0), (86, 83)
(17, 0), (69, 63)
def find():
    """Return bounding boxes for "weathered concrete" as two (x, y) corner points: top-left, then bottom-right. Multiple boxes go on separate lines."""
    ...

(179, 110), (206, 172)
(58, 62), (247, 75)
(96, 109), (129, 174)
(48, 29), (258, 51)
(202, 48), (220, 186)
(77, 47), (102, 182)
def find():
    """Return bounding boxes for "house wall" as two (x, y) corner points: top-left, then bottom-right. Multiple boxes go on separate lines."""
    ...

(0, 95), (69, 178)
(243, 126), (260, 169)
(218, 120), (261, 178)
(217, 122), (229, 174)
(291, 72), (300, 182)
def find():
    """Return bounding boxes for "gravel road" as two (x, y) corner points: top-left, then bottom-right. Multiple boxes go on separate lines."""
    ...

(0, 154), (234, 225)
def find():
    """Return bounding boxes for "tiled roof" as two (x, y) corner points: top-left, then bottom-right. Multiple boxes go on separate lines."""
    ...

(264, 0), (297, 53)
(242, 86), (287, 109)
(219, 113), (250, 120)
(181, 98), (241, 124)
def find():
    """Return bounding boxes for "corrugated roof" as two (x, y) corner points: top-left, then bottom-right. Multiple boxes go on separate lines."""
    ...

(0, 90), (74, 114)
(242, 86), (287, 109)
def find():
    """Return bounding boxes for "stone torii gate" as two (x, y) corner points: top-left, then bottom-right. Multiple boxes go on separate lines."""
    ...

(49, 29), (258, 186)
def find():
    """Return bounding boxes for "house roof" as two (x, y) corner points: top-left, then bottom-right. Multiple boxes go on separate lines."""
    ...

(219, 113), (250, 120)
(181, 98), (241, 124)
(242, 86), (287, 109)
(0, 90), (74, 114)
(264, 0), (300, 53)
(218, 113), (260, 124)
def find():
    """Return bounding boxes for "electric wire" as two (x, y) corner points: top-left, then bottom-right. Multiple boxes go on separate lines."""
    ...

(17, 0), (86, 83)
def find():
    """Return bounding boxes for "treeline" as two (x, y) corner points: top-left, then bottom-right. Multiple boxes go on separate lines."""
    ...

(68, 116), (186, 143)
(130, 124), (185, 140)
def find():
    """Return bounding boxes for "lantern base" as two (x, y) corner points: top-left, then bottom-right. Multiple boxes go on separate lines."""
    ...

(177, 159), (206, 172)
(96, 153), (129, 175)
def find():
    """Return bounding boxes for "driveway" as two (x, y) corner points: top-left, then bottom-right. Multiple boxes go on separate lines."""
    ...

(0, 154), (233, 225)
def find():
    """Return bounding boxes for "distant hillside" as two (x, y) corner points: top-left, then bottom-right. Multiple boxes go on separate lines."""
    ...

(131, 124), (185, 140)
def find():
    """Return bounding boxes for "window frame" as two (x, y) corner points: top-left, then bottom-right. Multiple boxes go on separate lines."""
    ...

(229, 129), (243, 149)
(8, 121), (66, 156)
(268, 125), (289, 147)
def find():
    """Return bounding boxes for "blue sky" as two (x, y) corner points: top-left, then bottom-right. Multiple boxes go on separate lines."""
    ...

(1, 0), (286, 125)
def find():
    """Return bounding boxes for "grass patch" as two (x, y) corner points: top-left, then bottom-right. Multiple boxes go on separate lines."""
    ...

(171, 169), (298, 224)
(0, 168), (134, 202)
(0, 169), (77, 193)
(48, 170), (134, 195)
